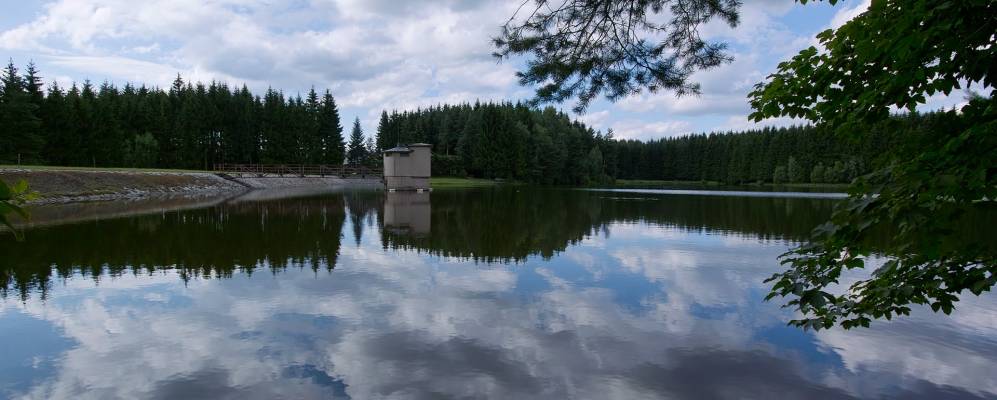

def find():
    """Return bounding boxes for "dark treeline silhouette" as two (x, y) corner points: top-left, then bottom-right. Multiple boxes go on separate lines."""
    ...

(1, 188), (840, 300)
(610, 114), (939, 184)
(7, 187), (990, 300)
(376, 103), (614, 184)
(377, 189), (839, 263)
(0, 61), (349, 169)
(1, 195), (348, 300)
(374, 101), (947, 185)
(2, 60), (945, 184)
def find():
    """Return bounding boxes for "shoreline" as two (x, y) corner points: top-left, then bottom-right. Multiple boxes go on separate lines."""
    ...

(1, 168), (248, 205)
(607, 179), (850, 192)
(0, 167), (382, 205)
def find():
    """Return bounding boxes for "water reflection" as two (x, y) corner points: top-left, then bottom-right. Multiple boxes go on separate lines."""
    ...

(383, 192), (431, 237)
(2, 189), (837, 299)
(1, 187), (995, 399)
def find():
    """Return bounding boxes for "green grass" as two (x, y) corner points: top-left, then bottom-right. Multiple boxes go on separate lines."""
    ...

(612, 179), (723, 187)
(0, 164), (209, 173)
(769, 182), (850, 190)
(611, 179), (848, 190)
(430, 177), (500, 188)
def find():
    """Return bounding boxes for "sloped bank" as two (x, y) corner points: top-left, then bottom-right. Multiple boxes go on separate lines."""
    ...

(229, 175), (383, 190)
(0, 168), (381, 204)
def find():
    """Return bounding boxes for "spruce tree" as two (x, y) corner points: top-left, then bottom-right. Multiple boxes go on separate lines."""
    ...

(319, 90), (344, 165)
(40, 82), (70, 165)
(0, 60), (43, 164)
(363, 136), (378, 167)
(346, 117), (366, 166)
(375, 111), (389, 150)
(92, 82), (125, 166)
(304, 87), (323, 163)
(260, 88), (287, 163)
(23, 62), (44, 110)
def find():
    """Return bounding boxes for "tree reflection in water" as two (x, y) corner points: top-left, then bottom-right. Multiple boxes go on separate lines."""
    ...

(1, 188), (836, 299)
(1, 188), (995, 399)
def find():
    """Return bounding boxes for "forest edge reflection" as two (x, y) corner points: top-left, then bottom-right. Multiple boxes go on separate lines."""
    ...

(4, 187), (841, 300)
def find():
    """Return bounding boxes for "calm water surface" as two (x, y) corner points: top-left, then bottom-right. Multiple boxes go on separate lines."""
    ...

(1, 188), (995, 399)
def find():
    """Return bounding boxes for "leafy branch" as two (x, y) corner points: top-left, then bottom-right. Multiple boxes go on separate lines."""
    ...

(0, 179), (37, 241)
(493, 0), (739, 113)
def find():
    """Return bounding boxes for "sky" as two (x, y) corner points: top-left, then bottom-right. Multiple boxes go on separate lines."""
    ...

(0, 0), (968, 141)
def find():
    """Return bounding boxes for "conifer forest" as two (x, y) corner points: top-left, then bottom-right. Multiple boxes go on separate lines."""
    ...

(2, 61), (927, 185)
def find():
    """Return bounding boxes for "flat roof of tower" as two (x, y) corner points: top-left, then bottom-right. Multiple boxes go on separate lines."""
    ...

(383, 146), (413, 153)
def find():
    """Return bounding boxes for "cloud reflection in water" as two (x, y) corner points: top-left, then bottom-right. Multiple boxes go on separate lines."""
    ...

(1, 189), (994, 399)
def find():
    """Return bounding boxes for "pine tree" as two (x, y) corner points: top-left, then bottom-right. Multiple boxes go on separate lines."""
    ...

(363, 136), (378, 167)
(40, 81), (71, 165)
(304, 87), (323, 163)
(376, 111), (390, 150)
(260, 88), (288, 163)
(318, 90), (344, 164)
(346, 117), (366, 166)
(0, 60), (43, 164)
(92, 81), (125, 166)
(23, 62), (44, 110)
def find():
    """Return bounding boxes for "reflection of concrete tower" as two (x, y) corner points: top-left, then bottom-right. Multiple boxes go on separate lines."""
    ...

(383, 143), (432, 191)
(383, 191), (431, 236)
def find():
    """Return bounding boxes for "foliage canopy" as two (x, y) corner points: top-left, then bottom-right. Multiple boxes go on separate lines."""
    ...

(0, 179), (36, 241)
(499, 0), (997, 329)
(749, 0), (996, 329)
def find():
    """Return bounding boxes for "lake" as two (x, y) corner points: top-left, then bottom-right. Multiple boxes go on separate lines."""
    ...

(2, 187), (995, 399)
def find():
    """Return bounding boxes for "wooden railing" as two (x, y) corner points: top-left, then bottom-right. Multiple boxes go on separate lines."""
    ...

(213, 164), (382, 178)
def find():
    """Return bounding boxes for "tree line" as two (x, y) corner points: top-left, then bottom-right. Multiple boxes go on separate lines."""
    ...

(374, 102), (939, 185)
(0, 61), (380, 169)
(611, 120), (915, 185)
(2, 60), (930, 186)
(374, 102), (613, 184)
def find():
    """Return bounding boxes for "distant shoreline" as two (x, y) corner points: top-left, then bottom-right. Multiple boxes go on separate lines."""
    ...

(0, 165), (851, 205)
(609, 179), (850, 192)
(584, 188), (848, 199)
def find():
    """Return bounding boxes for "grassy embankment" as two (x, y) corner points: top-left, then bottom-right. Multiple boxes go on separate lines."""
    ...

(0, 164), (208, 173)
(612, 179), (849, 191)
(0, 165), (236, 201)
(430, 177), (500, 188)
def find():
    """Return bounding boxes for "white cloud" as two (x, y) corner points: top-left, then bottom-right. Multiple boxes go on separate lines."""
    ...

(716, 115), (805, 132)
(1, 0), (944, 142)
(0, 0), (523, 134)
(612, 120), (694, 140)
(829, 0), (871, 30)
(576, 110), (610, 129)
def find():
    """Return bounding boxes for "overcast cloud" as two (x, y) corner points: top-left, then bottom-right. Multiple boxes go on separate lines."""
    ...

(0, 0), (968, 140)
